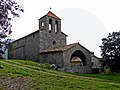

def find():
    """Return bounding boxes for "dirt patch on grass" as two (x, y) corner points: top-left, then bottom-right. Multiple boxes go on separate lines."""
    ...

(0, 76), (32, 90)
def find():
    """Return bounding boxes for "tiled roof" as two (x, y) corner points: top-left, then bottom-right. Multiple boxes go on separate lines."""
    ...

(46, 11), (60, 19)
(61, 32), (68, 37)
(40, 43), (79, 53)
(12, 30), (39, 43)
(71, 56), (82, 62)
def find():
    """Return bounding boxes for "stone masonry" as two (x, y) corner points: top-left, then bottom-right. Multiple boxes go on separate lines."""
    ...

(9, 11), (101, 73)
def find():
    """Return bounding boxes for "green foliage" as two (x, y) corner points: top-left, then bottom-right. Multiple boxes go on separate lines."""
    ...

(100, 31), (120, 72)
(0, 60), (120, 90)
(0, 0), (24, 58)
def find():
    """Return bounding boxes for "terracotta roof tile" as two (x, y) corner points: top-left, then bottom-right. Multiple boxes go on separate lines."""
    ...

(40, 43), (79, 53)
(46, 11), (60, 19)
(71, 56), (82, 62)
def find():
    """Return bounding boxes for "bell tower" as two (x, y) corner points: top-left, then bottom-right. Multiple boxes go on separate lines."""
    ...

(39, 11), (61, 34)
(39, 11), (67, 51)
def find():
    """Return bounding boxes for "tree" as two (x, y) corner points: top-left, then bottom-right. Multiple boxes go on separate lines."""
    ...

(100, 31), (120, 73)
(0, 0), (24, 59)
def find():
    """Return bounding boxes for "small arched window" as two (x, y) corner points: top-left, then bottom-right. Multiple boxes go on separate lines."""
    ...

(41, 20), (44, 27)
(55, 20), (58, 33)
(49, 19), (52, 31)
(52, 41), (56, 45)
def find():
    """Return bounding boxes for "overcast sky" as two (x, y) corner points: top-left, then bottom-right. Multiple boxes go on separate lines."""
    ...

(11, 0), (120, 57)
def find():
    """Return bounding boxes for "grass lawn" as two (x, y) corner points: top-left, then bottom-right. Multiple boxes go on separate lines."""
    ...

(0, 60), (120, 90)
(79, 73), (120, 83)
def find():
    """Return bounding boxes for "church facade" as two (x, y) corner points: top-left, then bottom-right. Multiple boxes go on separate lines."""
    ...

(9, 11), (101, 73)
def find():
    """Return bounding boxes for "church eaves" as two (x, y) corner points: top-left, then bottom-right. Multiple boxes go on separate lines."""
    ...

(40, 43), (79, 53)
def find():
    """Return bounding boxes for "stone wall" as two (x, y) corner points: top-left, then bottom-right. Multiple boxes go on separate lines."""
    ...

(39, 30), (67, 51)
(39, 14), (67, 52)
(39, 15), (61, 33)
(9, 36), (26, 59)
(91, 55), (101, 68)
(9, 31), (40, 61)
(25, 31), (40, 61)
(40, 43), (93, 73)
(63, 44), (92, 73)
(39, 52), (64, 67)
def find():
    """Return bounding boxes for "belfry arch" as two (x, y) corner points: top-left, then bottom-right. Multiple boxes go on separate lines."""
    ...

(70, 50), (86, 66)
(49, 18), (52, 31)
(55, 20), (58, 33)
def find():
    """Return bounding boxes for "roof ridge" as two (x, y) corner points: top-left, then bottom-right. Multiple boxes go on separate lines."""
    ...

(46, 11), (60, 19)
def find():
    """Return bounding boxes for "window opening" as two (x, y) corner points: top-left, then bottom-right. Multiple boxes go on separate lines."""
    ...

(55, 21), (58, 33)
(52, 41), (56, 45)
(41, 21), (44, 27)
(49, 19), (52, 31)
(91, 62), (93, 66)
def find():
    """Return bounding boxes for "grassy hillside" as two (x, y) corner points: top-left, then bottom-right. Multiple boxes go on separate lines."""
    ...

(0, 60), (120, 90)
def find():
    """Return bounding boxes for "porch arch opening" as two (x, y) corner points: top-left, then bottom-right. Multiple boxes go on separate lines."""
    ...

(70, 50), (86, 66)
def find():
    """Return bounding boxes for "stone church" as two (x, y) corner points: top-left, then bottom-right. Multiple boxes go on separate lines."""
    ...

(9, 11), (101, 73)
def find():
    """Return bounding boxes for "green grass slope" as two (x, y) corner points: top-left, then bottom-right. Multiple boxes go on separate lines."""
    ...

(0, 60), (120, 90)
